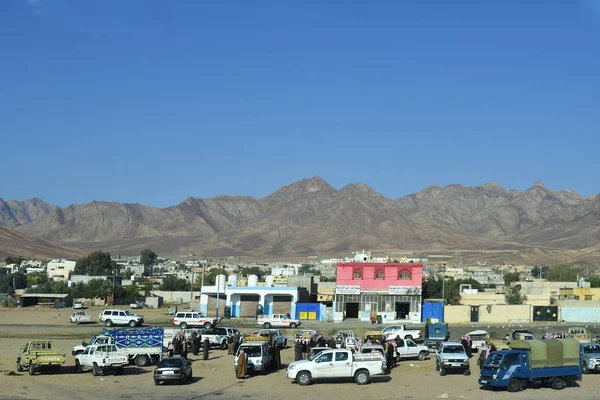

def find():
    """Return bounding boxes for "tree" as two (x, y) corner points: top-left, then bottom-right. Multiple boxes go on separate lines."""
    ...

(140, 249), (157, 267)
(5, 256), (24, 265)
(546, 265), (579, 282)
(505, 291), (528, 305)
(588, 277), (600, 288)
(160, 276), (189, 291)
(531, 266), (548, 280)
(26, 272), (48, 286)
(74, 252), (118, 276)
(503, 272), (521, 287)
(423, 277), (484, 305)
(203, 269), (229, 286)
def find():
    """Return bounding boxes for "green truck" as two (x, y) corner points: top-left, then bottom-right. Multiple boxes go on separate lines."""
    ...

(16, 340), (66, 375)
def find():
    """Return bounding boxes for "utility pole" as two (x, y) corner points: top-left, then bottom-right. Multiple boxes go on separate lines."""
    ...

(112, 266), (116, 305)
(190, 259), (195, 307)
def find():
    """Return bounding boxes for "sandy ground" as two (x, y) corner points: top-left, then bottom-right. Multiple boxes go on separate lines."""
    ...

(1, 307), (600, 400)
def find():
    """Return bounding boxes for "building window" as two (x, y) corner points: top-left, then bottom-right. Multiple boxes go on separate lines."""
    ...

(375, 269), (384, 280)
(353, 269), (362, 280)
(398, 270), (411, 280)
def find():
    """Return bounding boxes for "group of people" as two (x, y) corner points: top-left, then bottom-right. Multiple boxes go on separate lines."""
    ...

(460, 335), (473, 358)
(166, 331), (211, 360)
(477, 340), (498, 368)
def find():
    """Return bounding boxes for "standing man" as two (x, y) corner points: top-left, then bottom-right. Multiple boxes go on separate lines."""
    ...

(300, 338), (308, 360)
(193, 331), (201, 356)
(227, 333), (234, 356)
(236, 350), (247, 379)
(233, 331), (241, 354)
(294, 339), (302, 361)
(203, 337), (210, 360)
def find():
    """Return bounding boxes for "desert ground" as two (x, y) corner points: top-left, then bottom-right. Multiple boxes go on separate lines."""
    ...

(1, 307), (600, 400)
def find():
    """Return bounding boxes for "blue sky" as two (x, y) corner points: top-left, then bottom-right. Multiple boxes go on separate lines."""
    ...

(1, 0), (599, 207)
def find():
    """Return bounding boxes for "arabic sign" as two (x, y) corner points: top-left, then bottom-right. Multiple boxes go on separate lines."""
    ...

(388, 286), (422, 295)
(336, 285), (361, 295)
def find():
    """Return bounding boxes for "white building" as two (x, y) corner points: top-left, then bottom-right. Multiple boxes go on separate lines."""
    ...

(47, 259), (77, 281)
(271, 266), (298, 277)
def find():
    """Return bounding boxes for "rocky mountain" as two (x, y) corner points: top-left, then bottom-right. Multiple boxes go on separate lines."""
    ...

(4, 177), (600, 261)
(0, 226), (87, 259)
(0, 198), (57, 226)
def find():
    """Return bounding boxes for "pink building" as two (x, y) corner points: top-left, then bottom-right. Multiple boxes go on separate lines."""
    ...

(334, 262), (423, 323)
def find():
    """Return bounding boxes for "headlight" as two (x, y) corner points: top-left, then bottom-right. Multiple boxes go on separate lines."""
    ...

(288, 365), (296, 370)
(493, 374), (498, 380)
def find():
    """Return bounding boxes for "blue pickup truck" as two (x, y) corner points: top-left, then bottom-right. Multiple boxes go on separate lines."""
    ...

(479, 338), (581, 392)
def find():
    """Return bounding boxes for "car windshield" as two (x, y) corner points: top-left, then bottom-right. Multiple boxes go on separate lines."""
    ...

(240, 346), (262, 357)
(584, 345), (600, 354)
(484, 353), (503, 368)
(443, 345), (465, 353)
(125, 311), (134, 316)
(158, 358), (183, 368)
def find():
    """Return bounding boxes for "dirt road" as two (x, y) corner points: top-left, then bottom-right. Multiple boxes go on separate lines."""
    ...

(1, 307), (600, 400)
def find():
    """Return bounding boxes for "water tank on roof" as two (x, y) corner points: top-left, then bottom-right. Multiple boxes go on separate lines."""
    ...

(248, 275), (259, 287)
(228, 274), (238, 287)
(265, 275), (274, 287)
(354, 253), (369, 262)
(216, 274), (226, 291)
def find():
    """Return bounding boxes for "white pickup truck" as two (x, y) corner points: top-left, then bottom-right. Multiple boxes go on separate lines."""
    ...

(257, 314), (300, 329)
(74, 344), (129, 376)
(395, 338), (429, 361)
(382, 325), (422, 340)
(286, 348), (385, 385)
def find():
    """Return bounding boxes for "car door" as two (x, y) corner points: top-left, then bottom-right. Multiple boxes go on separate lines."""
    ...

(331, 351), (353, 377)
(312, 352), (334, 378)
(404, 339), (419, 358)
(396, 339), (407, 358)
(80, 346), (94, 367)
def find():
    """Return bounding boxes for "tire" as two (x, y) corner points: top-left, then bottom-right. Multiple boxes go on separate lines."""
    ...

(76, 360), (83, 374)
(92, 363), (101, 376)
(354, 370), (370, 385)
(583, 362), (590, 374)
(264, 323), (271, 329)
(129, 320), (137, 327)
(552, 377), (566, 390)
(296, 371), (312, 386)
(29, 364), (36, 376)
(290, 323), (297, 328)
(405, 335), (413, 340)
(507, 378), (522, 392)
(439, 366), (446, 376)
(180, 322), (188, 329)
(204, 322), (212, 329)
(435, 362), (439, 371)
(418, 351), (427, 361)
(220, 341), (227, 350)
(135, 355), (150, 367)
(105, 320), (113, 327)
(16, 363), (23, 373)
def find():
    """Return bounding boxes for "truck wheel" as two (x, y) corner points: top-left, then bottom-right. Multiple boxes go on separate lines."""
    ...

(220, 341), (227, 350)
(507, 378), (522, 392)
(582, 362), (590, 374)
(405, 335), (413, 340)
(180, 322), (188, 329)
(439, 366), (446, 376)
(552, 377), (566, 390)
(16, 363), (23, 373)
(355, 370), (370, 385)
(290, 323), (297, 328)
(296, 371), (312, 386)
(29, 364), (36, 376)
(92, 363), (101, 376)
(135, 355), (150, 367)
(418, 351), (427, 361)
(204, 322), (212, 329)
(129, 320), (137, 327)
(105, 320), (113, 327)
(264, 323), (271, 329)
(76, 360), (83, 374)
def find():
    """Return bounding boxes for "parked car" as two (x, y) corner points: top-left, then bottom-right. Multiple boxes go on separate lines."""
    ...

(130, 301), (145, 309)
(257, 314), (300, 329)
(286, 348), (385, 385)
(568, 327), (589, 341)
(435, 342), (470, 376)
(73, 301), (85, 309)
(581, 342), (600, 374)
(70, 311), (92, 324)
(295, 330), (318, 340)
(234, 338), (276, 374)
(395, 338), (429, 361)
(16, 340), (66, 375)
(173, 311), (218, 329)
(154, 356), (193, 385)
(381, 325), (421, 340)
(75, 344), (128, 376)
(466, 330), (489, 351)
(100, 309), (144, 327)
(257, 329), (288, 348)
(505, 329), (531, 341)
(197, 327), (229, 349)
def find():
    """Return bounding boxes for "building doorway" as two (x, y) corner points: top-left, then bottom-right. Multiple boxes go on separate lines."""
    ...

(345, 302), (359, 318)
(395, 302), (410, 320)
(470, 306), (480, 323)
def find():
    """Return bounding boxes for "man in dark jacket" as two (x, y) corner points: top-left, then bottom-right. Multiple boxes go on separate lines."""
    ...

(193, 331), (201, 356)
(203, 337), (210, 360)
